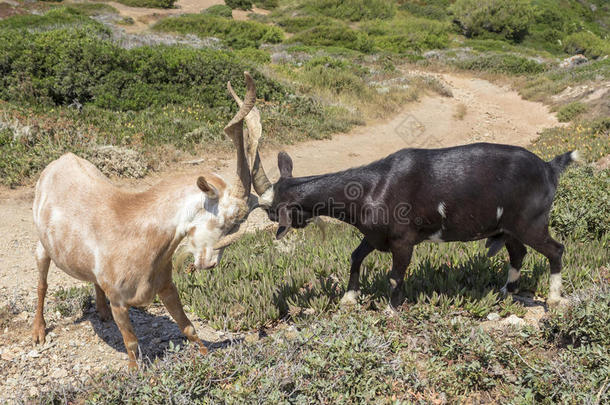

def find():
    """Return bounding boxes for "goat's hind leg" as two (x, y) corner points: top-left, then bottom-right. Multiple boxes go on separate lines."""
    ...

(94, 284), (112, 322)
(32, 242), (50, 344)
(158, 282), (208, 355)
(110, 303), (139, 369)
(340, 238), (374, 307)
(388, 245), (414, 309)
(521, 228), (566, 307)
(501, 237), (527, 296)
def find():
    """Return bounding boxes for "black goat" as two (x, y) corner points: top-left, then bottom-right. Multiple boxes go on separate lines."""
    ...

(225, 89), (578, 308)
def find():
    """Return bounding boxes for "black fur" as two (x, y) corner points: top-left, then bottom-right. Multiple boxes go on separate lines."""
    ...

(265, 143), (577, 306)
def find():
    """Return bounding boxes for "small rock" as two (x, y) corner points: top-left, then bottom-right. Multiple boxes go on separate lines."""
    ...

(27, 349), (40, 358)
(559, 54), (588, 69)
(51, 368), (68, 379)
(1, 351), (15, 361)
(486, 312), (501, 321)
(29, 386), (38, 397)
(504, 314), (526, 327)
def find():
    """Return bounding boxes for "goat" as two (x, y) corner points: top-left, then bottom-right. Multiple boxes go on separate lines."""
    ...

(245, 136), (579, 308)
(32, 72), (260, 368)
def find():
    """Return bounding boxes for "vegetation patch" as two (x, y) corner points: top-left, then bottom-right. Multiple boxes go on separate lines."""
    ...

(556, 101), (588, 122)
(112, 0), (176, 9)
(452, 53), (547, 75)
(202, 4), (233, 18)
(303, 0), (396, 22)
(52, 286), (92, 317)
(153, 14), (283, 49)
(563, 31), (610, 59)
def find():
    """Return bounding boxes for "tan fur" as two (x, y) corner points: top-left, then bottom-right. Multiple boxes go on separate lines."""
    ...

(32, 153), (242, 366)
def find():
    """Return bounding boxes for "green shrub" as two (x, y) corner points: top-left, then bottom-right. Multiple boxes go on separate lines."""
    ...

(450, 0), (535, 42)
(563, 31), (610, 59)
(551, 166), (609, 241)
(52, 286), (92, 317)
(543, 288), (610, 346)
(153, 14), (283, 49)
(202, 4), (233, 18)
(0, 6), (103, 31)
(399, 0), (451, 21)
(301, 56), (369, 95)
(63, 3), (119, 15)
(557, 102), (588, 122)
(225, 0), (252, 10)
(287, 23), (373, 53)
(362, 15), (450, 52)
(275, 16), (336, 33)
(113, 0), (176, 8)
(304, 0), (396, 22)
(255, 0), (278, 10)
(453, 53), (547, 74)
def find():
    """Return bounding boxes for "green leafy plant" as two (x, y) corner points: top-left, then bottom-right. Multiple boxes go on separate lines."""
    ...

(52, 286), (92, 317)
(449, 0), (535, 42)
(563, 31), (610, 59)
(203, 4), (233, 18)
(225, 0), (252, 11)
(556, 101), (588, 122)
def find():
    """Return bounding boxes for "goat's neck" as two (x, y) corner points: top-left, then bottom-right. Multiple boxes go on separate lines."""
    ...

(288, 172), (367, 225)
(117, 183), (206, 262)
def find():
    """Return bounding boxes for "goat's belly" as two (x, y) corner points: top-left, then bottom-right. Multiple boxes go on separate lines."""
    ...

(38, 230), (97, 283)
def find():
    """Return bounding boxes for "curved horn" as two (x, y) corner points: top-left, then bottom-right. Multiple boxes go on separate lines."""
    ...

(227, 80), (273, 206)
(224, 72), (256, 203)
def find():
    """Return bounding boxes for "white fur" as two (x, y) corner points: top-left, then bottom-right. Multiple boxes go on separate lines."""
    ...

(549, 273), (562, 301)
(340, 290), (360, 306)
(438, 202), (447, 218)
(507, 266), (520, 283)
(428, 230), (443, 243)
(496, 206), (504, 221)
(570, 150), (581, 163)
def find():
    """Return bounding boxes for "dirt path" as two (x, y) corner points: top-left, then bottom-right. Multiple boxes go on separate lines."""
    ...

(0, 71), (559, 402)
(78, 0), (270, 33)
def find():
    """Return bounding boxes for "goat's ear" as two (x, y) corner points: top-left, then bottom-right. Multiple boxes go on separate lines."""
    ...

(278, 151), (293, 178)
(276, 206), (292, 239)
(197, 176), (219, 199)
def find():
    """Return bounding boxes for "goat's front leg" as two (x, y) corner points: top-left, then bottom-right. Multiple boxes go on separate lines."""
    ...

(32, 242), (50, 344)
(388, 245), (414, 309)
(109, 303), (139, 369)
(158, 282), (208, 355)
(340, 238), (374, 307)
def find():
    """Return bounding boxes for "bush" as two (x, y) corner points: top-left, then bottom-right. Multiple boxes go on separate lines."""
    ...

(543, 288), (610, 346)
(287, 23), (373, 53)
(453, 53), (547, 74)
(563, 31), (610, 59)
(153, 14), (283, 49)
(449, 0), (535, 42)
(362, 16), (450, 52)
(225, 0), (252, 10)
(399, 0), (451, 21)
(113, 0), (176, 8)
(551, 166), (609, 241)
(255, 0), (278, 10)
(304, 0), (396, 22)
(556, 102), (588, 122)
(202, 4), (233, 18)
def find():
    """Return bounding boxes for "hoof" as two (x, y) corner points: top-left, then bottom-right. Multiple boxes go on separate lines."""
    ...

(339, 290), (360, 307)
(500, 285), (519, 297)
(32, 321), (46, 345)
(127, 360), (138, 370)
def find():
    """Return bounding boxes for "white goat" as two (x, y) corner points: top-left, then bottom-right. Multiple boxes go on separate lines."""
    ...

(32, 73), (259, 368)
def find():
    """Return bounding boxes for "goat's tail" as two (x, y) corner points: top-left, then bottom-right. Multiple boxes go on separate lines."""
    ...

(549, 150), (581, 176)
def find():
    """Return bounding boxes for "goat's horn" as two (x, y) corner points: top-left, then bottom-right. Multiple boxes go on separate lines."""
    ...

(213, 223), (248, 250)
(227, 79), (273, 205)
(224, 72), (256, 203)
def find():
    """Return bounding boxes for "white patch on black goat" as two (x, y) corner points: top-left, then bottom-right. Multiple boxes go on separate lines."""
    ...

(549, 273), (562, 302)
(496, 206), (503, 221)
(428, 230), (443, 243)
(570, 150), (581, 163)
(437, 202), (447, 218)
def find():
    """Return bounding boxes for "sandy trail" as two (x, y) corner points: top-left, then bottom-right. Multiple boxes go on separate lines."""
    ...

(78, 0), (270, 32)
(0, 70), (559, 401)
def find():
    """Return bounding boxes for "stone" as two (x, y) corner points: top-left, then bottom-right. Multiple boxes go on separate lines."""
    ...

(27, 349), (40, 358)
(51, 368), (68, 379)
(486, 312), (501, 321)
(504, 314), (526, 327)
(559, 54), (588, 69)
